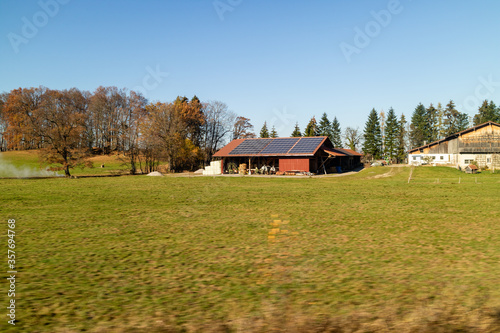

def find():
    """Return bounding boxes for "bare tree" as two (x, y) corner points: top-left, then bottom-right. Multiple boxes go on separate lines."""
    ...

(344, 127), (363, 151)
(232, 116), (255, 140)
(201, 101), (235, 162)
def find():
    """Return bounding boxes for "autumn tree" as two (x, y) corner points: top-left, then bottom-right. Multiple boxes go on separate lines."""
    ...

(3, 87), (45, 150)
(4, 87), (91, 176)
(291, 122), (302, 137)
(232, 116), (255, 139)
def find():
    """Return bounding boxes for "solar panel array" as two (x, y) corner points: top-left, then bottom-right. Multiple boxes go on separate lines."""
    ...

(229, 139), (273, 155)
(228, 137), (325, 155)
(288, 137), (324, 154)
(259, 138), (300, 154)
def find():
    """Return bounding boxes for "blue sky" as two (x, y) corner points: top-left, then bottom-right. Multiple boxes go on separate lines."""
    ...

(1, 0), (500, 137)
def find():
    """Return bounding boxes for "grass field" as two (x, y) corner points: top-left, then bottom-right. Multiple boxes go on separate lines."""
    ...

(1, 154), (500, 332)
(0, 150), (130, 177)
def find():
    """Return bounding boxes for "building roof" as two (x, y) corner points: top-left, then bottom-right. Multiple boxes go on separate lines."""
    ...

(408, 121), (500, 153)
(323, 147), (363, 157)
(212, 139), (245, 157)
(467, 164), (478, 170)
(213, 137), (363, 158)
(214, 136), (328, 157)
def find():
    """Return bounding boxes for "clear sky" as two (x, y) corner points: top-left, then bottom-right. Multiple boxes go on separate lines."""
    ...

(1, 0), (500, 137)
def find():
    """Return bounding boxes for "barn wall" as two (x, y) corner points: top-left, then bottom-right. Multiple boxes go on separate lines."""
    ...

(279, 158), (310, 172)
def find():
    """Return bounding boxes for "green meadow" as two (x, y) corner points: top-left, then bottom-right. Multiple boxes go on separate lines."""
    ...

(1, 156), (500, 332)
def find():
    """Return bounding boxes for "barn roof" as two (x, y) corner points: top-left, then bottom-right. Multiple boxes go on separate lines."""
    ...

(408, 121), (500, 153)
(213, 137), (363, 158)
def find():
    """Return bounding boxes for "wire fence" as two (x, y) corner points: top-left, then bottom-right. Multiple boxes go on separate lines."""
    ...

(407, 177), (500, 184)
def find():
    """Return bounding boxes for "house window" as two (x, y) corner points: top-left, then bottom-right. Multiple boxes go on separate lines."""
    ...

(432, 156), (436, 160)
(440, 156), (444, 160)
(413, 156), (416, 161)
(464, 159), (473, 164)
(487, 158), (491, 163)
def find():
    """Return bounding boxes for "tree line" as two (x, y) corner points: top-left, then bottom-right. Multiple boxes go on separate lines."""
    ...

(1, 86), (499, 174)
(0, 86), (253, 176)
(256, 99), (500, 163)
(362, 100), (500, 162)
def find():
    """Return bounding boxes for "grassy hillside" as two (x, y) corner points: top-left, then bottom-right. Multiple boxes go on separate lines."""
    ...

(0, 150), (130, 176)
(1, 166), (500, 332)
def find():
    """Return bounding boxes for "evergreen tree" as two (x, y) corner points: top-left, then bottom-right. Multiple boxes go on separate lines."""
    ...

(384, 107), (398, 161)
(291, 122), (302, 137)
(396, 114), (407, 163)
(424, 103), (438, 143)
(410, 103), (427, 148)
(362, 108), (382, 159)
(270, 125), (278, 138)
(473, 100), (500, 125)
(379, 110), (386, 153)
(443, 100), (468, 136)
(436, 103), (446, 139)
(317, 113), (333, 138)
(260, 121), (269, 138)
(304, 116), (318, 137)
(331, 116), (342, 147)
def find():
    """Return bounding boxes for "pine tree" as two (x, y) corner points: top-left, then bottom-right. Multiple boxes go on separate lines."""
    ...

(331, 116), (342, 147)
(425, 103), (438, 143)
(379, 110), (386, 153)
(410, 103), (427, 148)
(384, 108), (398, 161)
(291, 122), (302, 137)
(436, 103), (445, 139)
(270, 125), (278, 138)
(473, 100), (500, 125)
(396, 114), (407, 163)
(317, 113), (333, 138)
(443, 100), (468, 136)
(362, 108), (382, 159)
(304, 117), (318, 137)
(260, 122), (269, 138)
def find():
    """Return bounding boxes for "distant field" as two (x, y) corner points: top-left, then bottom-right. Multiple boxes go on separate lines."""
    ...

(0, 150), (131, 176)
(1, 163), (500, 332)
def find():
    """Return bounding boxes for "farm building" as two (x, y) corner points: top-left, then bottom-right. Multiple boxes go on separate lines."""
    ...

(408, 121), (500, 170)
(209, 136), (362, 175)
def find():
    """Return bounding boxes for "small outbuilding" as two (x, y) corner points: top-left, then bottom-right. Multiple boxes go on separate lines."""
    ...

(464, 164), (478, 174)
(211, 136), (362, 174)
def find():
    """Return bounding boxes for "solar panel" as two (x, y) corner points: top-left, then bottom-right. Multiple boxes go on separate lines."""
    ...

(229, 139), (273, 155)
(259, 138), (300, 154)
(288, 137), (324, 154)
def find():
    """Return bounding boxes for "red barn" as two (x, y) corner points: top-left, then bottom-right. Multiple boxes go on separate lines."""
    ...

(212, 136), (362, 174)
